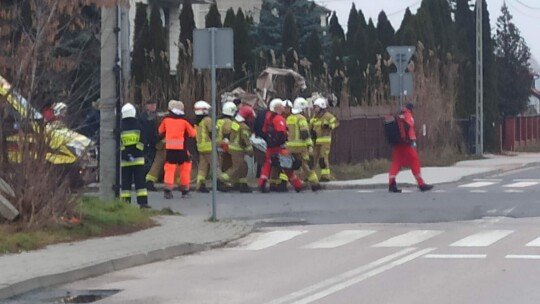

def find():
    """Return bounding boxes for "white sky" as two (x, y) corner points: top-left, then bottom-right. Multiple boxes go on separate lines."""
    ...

(314, 0), (540, 70)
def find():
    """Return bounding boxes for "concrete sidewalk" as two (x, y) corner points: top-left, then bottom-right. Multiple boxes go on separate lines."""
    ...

(325, 152), (540, 190)
(2, 152), (540, 300)
(0, 216), (253, 300)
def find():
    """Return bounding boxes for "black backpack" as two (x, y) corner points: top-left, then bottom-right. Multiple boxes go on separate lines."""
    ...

(384, 114), (410, 145)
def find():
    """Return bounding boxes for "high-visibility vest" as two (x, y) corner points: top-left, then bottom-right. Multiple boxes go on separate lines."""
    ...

(228, 121), (253, 153)
(196, 116), (212, 153)
(309, 111), (338, 145)
(217, 117), (233, 145)
(286, 113), (313, 149)
(120, 129), (144, 167)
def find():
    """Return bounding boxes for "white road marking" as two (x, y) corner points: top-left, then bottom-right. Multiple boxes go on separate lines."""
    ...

(525, 236), (540, 247)
(514, 179), (540, 182)
(503, 182), (539, 188)
(469, 190), (487, 193)
(235, 230), (307, 250)
(424, 254), (487, 259)
(433, 190), (447, 193)
(373, 230), (442, 247)
(288, 248), (435, 304)
(357, 190), (374, 193)
(504, 189), (524, 193)
(450, 230), (513, 247)
(266, 248), (417, 304)
(303, 230), (375, 249)
(402, 189), (412, 193)
(486, 209), (497, 214)
(460, 182), (497, 188)
(506, 255), (540, 260)
(474, 179), (502, 181)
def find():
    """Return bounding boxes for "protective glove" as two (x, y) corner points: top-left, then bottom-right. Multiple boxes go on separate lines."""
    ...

(322, 123), (331, 130)
(221, 138), (229, 152)
(411, 141), (417, 149)
(308, 146), (314, 154)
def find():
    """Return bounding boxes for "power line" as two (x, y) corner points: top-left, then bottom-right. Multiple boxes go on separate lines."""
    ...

(506, 0), (540, 19)
(513, 0), (540, 10)
(387, 0), (422, 18)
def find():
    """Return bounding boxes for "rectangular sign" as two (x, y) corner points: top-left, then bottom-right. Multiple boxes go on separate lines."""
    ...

(390, 73), (413, 97)
(193, 28), (234, 69)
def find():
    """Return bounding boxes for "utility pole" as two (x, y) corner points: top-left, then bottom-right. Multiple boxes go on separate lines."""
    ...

(475, 0), (484, 156)
(100, 4), (128, 201)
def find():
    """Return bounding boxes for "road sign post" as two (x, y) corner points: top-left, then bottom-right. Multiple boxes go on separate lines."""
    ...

(193, 28), (234, 221)
(387, 46), (416, 107)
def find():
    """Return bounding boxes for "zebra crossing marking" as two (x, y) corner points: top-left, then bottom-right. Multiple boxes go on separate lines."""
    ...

(450, 230), (513, 247)
(303, 230), (375, 249)
(235, 230), (307, 250)
(424, 254), (487, 259)
(503, 182), (540, 188)
(459, 181), (497, 188)
(373, 230), (442, 247)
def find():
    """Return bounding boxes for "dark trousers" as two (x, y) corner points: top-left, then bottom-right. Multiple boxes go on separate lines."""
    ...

(121, 165), (148, 206)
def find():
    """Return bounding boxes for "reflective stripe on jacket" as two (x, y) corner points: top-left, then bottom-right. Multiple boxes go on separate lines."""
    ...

(228, 121), (253, 153)
(309, 111), (338, 145)
(120, 117), (145, 167)
(196, 116), (212, 152)
(158, 115), (196, 150)
(286, 114), (313, 148)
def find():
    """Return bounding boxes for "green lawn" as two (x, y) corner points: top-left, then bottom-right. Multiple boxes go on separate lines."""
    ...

(0, 197), (176, 255)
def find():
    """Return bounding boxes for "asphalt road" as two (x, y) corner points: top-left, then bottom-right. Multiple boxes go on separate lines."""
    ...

(146, 166), (540, 225)
(57, 217), (540, 304)
(10, 167), (540, 304)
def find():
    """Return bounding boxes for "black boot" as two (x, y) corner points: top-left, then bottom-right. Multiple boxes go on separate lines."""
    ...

(164, 189), (173, 199)
(276, 181), (289, 193)
(146, 181), (157, 192)
(217, 180), (230, 192)
(181, 190), (191, 198)
(311, 183), (322, 192)
(259, 181), (269, 193)
(388, 183), (402, 193)
(419, 184), (434, 192)
(239, 183), (253, 193)
(198, 183), (210, 193)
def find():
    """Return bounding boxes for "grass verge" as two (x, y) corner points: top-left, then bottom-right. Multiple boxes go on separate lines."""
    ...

(0, 197), (176, 255)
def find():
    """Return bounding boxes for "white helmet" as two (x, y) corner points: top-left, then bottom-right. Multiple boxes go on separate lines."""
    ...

(53, 102), (67, 116)
(292, 97), (308, 114)
(269, 98), (285, 112)
(222, 101), (237, 116)
(121, 103), (137, 119)
(313, 97), (327, 109)
(284, 99), (293, 108)
(194, 100), (211, 115)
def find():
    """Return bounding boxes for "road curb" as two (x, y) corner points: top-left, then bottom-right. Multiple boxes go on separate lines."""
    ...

(0, 224), (255, 300)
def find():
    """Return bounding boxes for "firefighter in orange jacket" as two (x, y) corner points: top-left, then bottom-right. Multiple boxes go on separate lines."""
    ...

(158, 100), (197, 199)
(388, 102), (434, 193)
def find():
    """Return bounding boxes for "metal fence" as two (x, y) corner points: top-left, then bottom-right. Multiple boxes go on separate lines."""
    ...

(502, 115), (540, 151)
(329, 116), (392, 164)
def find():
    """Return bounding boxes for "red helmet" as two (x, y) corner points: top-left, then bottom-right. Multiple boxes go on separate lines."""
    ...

(237, 106), (255, 122)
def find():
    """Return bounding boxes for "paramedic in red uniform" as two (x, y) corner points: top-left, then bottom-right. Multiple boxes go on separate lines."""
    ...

(388, 102), (434, 193)
(258, 98), (304, 193)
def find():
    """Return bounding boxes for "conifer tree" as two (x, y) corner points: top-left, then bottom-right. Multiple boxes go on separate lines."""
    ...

(179, 0), (195, 46)
(282, 11), (299, 69)
(205, 2), (222, 28)
(223, 8), (235, 28)
(494, 3), (531, 116)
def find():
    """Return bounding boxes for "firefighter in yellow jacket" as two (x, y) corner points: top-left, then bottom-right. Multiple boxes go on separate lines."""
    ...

(194, 100), (212, 193)
(218, 106), (255, 193)
(216, 101), (237, 174)
(309, 97), (339, 181)
(287, 97), (322, 191)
